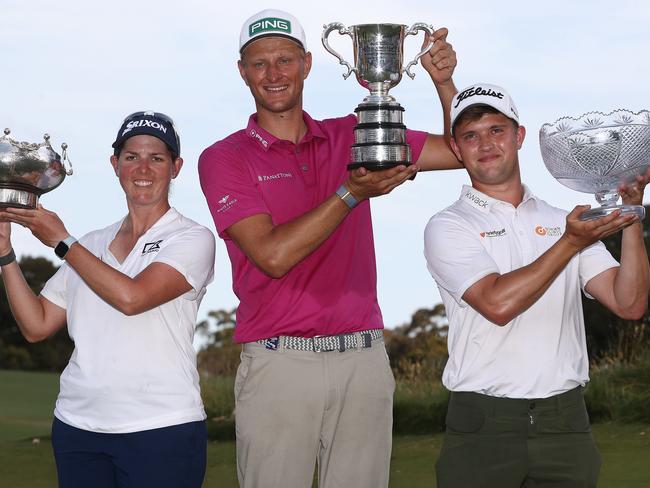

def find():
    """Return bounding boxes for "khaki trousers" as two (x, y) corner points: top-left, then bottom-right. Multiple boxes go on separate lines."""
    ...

(234, 338), (395, 488)
(436, 387), (602, 487)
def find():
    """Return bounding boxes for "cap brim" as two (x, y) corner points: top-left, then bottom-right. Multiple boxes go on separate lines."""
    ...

(240, 33), (304, 53)
(112, 128), (179, 155)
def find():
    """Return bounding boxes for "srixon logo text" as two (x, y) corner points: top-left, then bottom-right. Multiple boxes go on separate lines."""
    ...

(122, 119), (167, 136)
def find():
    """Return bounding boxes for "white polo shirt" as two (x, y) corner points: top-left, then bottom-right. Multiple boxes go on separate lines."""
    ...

(41, 208), (216, 433)
(424, 185), (619, 399)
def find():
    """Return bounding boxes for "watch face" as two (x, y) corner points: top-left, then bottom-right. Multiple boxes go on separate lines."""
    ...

(54, 241), (69, 259)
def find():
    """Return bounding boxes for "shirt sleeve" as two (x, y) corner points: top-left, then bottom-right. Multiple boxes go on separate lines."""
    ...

(423, 212), (500, 306)
(198, 140), (270, 239)
(579, 240), (620, 298)
(153, 226), (216, 301)
(406, 128), (429, 163)
(40, 264), (69, 310)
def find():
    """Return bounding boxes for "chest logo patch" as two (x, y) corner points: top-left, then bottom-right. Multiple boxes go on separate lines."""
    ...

(480, 228), (506, 238)
(142, 240), (163, 255)
(535, 225), (562, 237)
(257, 172), (293, 182)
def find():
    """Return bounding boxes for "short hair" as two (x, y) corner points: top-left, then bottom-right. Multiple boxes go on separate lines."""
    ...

(452, 104), (519, 135)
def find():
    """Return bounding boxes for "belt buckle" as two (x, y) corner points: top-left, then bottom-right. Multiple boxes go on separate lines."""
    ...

(312, 335), (329, 353)
(312, 334), (350, 353)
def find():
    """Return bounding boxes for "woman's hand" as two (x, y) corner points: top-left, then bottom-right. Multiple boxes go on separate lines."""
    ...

(0, 204), (69, 248)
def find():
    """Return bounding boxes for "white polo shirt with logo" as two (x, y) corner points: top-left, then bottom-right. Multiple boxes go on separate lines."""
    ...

(41, 208), (215, 433)
(424, 185), (619, 399)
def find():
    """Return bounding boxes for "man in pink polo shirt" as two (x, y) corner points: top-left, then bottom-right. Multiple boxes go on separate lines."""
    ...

(199, 9), (460, 488)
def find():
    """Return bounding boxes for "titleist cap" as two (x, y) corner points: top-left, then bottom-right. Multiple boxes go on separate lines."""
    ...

(239, 9), (306, 53)
(451, 83), (519, 131)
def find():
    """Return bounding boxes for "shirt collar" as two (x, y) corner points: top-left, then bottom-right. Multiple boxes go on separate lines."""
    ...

(245, 116), (276, 151)
(458, 185), (496, 213)
(116, 207), (178, 236)
(458, 184), (540, 213)
(245, 111), (327, 151)
(520, 184), (537, 205)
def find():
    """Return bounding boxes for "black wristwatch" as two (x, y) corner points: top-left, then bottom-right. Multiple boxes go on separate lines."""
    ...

(54, 235), (78, 259)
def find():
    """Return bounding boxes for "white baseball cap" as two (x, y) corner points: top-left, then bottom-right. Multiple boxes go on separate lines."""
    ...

(450, 83), (519, 131)
(239, 9), (307, 54)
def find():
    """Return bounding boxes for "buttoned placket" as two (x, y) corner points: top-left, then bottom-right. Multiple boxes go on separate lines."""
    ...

(504, 204), (533, 267)
(291, 142), (315, 187)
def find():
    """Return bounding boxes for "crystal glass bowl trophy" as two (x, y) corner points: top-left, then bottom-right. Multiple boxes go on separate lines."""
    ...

(0, 129), (73, 208)
(322, 22), (433, 170)
(539, 110), (650, 221)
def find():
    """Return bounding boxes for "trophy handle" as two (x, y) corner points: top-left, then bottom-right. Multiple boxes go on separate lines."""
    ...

(61, 143), (73, 176)
(403, 23), (434, 79)
(322, 22), (355, 80)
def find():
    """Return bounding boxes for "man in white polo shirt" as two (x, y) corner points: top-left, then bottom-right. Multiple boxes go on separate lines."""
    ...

(424, 83), (649, 487)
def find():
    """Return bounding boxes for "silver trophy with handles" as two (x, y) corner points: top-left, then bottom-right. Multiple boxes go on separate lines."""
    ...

(0, 129), (73, 208)
(322, 22), (433, 170)
(539, 110), (650, 221)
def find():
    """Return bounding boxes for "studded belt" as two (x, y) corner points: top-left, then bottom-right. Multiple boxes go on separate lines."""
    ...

(257, 329), (383, 352)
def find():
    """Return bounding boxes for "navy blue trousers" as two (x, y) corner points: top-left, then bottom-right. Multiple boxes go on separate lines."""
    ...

(52, 417), (207, 488)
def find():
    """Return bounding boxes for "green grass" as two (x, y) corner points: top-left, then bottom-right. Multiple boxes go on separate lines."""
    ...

(0, 370), (59, 442)
(2, 427), (648, 487)
(585, 357), (650, 423)
(1, 369), (649, 487)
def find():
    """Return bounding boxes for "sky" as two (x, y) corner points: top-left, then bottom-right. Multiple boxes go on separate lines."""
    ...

(2, 0), (649, 334)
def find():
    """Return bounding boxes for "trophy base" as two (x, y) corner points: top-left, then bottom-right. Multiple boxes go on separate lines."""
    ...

(0, 187), (39, 208)
(579, 204), (646, 221)
(349, 142), (411, 171)
(350, 100), (411, 171)
(347, 160), (412, 171)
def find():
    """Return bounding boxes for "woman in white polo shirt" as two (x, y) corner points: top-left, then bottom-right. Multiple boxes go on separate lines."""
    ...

(0, 111), (215, 488)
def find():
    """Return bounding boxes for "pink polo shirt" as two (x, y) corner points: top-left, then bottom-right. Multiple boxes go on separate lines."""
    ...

(199, 112), (427, 342)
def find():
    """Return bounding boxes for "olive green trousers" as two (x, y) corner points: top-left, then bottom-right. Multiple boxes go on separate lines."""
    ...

(436, 387), (601, 487)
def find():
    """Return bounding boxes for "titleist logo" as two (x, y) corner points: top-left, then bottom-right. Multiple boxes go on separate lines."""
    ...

(454, 86), (504, 108)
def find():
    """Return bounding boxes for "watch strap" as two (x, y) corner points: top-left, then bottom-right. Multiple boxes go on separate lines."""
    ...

(336, 185), (359, 209)
(54, 235), (78, 259)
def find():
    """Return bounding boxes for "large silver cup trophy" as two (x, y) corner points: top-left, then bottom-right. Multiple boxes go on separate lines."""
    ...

(0, 129), (73, 208)
(322, 22), (433, 170)
(539, 110), (650, 221)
